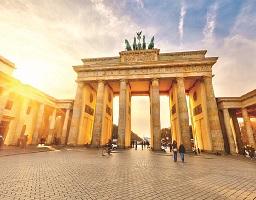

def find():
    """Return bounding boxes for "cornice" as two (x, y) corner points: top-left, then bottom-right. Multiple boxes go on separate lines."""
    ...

(73, 58), (217, 72)
(0, 55), (16, 69)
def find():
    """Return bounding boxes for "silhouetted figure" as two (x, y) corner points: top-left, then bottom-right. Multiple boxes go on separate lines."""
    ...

(135, 140), (137, 150)
(179, 144), (185, 162)
(172, 140), (178, 162)
(0, 134), (3, 149)
(141, 141), (144, 150)
(169, 143), (172, 152)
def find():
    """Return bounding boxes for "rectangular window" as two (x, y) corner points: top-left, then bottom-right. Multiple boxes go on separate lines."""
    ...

(26, 106), (32, 115)
(5, 100), (13, 110)
(193, 104), (202, 116)
(84, 104), (94, 116)
(171, 104), (176, 115)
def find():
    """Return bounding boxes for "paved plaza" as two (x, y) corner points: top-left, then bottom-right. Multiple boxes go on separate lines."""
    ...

(0, 148), (255, 200)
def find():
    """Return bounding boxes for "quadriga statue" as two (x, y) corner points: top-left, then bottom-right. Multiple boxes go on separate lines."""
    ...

(148, 36), (154, 49)
(125, 39), (132, 51)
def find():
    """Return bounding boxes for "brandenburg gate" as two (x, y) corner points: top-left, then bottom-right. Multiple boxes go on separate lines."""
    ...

(67, 36), (224, 152)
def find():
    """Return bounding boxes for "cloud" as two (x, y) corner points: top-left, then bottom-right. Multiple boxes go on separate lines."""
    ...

(203, 2), (218, 43)
(178, 0), (186, 46)
(231, 1), (256, 38)
(212, 37), (256, 97)
(135, 0), (144, 9)
(0, 0), (141, 98)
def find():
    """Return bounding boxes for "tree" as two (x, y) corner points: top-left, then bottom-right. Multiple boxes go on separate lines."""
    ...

(112, 124), (142, 141)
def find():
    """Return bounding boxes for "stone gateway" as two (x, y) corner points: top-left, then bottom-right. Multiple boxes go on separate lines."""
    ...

(67, 48), (225, 152)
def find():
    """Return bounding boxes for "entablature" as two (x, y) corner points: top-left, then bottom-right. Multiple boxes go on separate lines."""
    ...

(76, 64), (212, 82)
(74, 57), (217, 72)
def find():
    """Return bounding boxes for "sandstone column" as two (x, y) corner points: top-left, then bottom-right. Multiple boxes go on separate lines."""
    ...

(176, 77), (191, 151)
(223, 108), (237, 154)
(46, 108), (56, 144)
(200, 79), (213, 151)
(11, 98), (30, 145)
(91, 81), (105, 147)
(242, 108), (255, 148)
(118, 80), (127, 148)
(150, 79), (161, 151)
(32, 104), (45, 144)
(230, 109), (243, 154)
(0, 91), (9, 122)
(61, 109), (70, 145)
(204, 76), (224, 152)
(67, 82), (84, 145)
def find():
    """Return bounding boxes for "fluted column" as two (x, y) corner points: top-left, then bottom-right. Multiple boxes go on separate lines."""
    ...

(32, 104), (45, 144)
(150, 79), (161, 151)
(11, 98), (30, 145)
(0, 90), (9, 122)
(118, 80), (127, 148)
(204, 76), (224, 152)
(61, 109), (70, 145)
(230, 110), (243, 154)
(46, 109), (57, 144)
(67, 82), (84, 145)
(176, 77), (191, 151)
(223, 108), (237, 154)
(200, 79), (213, 151)
(242, 108), (255, 148)
(91, 81), (105, 147)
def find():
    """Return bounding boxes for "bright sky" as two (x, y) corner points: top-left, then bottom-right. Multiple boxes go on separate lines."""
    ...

(0, 0), (255, 137)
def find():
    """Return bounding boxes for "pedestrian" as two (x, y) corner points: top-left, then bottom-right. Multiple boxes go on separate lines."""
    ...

(172, 140), (178, 162)
(143, 140), (146, 149)
(141, 140), (144, 150)
(249, 147), (255, 160)
(0, 134), (3, 149)
(197, 147), (201, 155)
(179, 144), (185, 162)
(135, 140), (137, 150)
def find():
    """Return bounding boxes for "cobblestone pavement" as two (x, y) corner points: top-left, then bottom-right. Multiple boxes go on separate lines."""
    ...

(0, 145), (52, 157)
(0, 148), (255, 200)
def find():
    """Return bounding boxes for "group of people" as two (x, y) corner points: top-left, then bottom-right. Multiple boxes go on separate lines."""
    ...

(131, 140), (150, 150)
(171, 140), (185, 162)
(243, 145), (256, 159)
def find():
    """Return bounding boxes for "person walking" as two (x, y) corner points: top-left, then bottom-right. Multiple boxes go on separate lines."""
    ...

(179, 144), (186, 163)
(135, 140), (137, 150)
(0, 134), (3, 150)
(141, 140), (144, 150)
(172, 140), (178, 162)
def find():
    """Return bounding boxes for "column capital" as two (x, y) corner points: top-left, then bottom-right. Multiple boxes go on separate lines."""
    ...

(77, 81), (85, 88)
(120, 79), (128, 83)
(151, 78), (159, 81)
(176, 77), (184, 81)
(151, 78), (159, 87)
(202, 75), (213, 82)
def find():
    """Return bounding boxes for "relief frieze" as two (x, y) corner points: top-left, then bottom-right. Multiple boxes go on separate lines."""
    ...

(78, 65), (211, 80)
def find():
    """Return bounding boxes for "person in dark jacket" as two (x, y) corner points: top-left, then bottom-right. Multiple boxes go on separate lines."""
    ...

(172, 140), (178, 162)
(179, 144), (186, 162)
